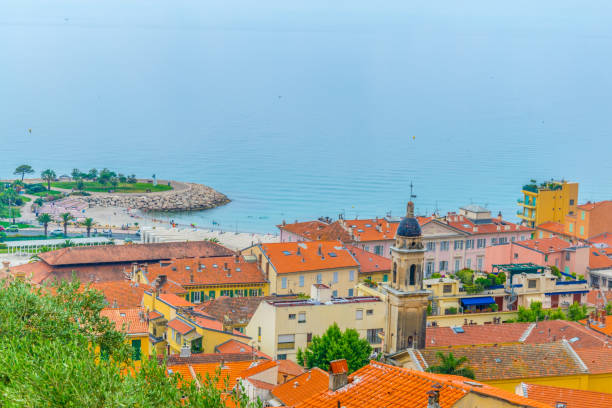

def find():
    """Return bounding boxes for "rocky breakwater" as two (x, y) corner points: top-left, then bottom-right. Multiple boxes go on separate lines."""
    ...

(83, 181), (230, 212)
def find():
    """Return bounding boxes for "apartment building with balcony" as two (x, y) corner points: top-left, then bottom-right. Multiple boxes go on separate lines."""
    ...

(517, 180), (578, 228)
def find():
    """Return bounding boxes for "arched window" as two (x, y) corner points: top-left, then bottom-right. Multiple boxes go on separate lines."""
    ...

(407, 336), (414, 348)
(393, 263), (397, 284)
(409, 264), (416, 286)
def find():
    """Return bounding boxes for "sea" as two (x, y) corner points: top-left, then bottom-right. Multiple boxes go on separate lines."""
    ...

(1, 0), (611, 233)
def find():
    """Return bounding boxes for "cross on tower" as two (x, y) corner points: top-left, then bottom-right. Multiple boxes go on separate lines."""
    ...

(409, 182), (417, 201)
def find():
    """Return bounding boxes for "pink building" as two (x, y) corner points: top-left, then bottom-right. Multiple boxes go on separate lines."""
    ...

(484, 236), (590, 276)
(420, 205), (532, 276)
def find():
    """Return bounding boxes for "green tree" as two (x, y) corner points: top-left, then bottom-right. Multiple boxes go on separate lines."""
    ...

(41, 169), (56, 191)
(82, 217), (95, 237)
(549, 265), (562, 279)
(14, 164), (35, 181)
(118, 173), (127, 183)
(76, 179), (85, 191)
(59, 212), (73, 236)
(87, 168), (98, 180)
(297, 323), (371, 373)
(0, 278), (261, 408)
(71, 168), (82, 180)
(567, 302), (588, 321)
(110, 176), (119, 189)
(426, 352), (475, 379)
(127, 174), (137, 184)
(517, 301), (566, 322)
(37, 213), (53, 236)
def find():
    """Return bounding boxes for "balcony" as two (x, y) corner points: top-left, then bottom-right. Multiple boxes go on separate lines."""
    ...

(518, 199), (535, 209)
(517, 212), (535, 221)
(277, 342), (295, 350)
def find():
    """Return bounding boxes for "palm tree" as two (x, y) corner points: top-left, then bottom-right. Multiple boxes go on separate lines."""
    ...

(59, 212), (73, 237)
(82, 218), (95, 237)
(37, 213), (53, 236)
(426, 352), (475, 379)
(41, 169), (56, 191)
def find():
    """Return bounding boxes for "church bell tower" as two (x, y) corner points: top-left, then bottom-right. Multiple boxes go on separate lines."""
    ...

(384, 201), (429, 352)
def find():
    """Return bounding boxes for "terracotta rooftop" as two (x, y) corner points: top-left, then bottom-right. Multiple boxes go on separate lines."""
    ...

(516, 236), (572, 253)
(100, 307), (148, 335)
(520, 382), (612, 408)
(239, 359), (277, 378)
(537, 221), (567, 235)
(90, 280), (152, 308)
(340, 218), (399, 242)
(586, 290), (612, 308)
(573, 347), (612, 374)
(191, 315), (249, 339)
(11, 262), (128, 285)
(590, 232), (612, 247)
(197, 296), (291, 326)
(577, 200), (612, 211)
(346, 245), (391, 274)
(214, 339), (271, 359)
(524, 320), (612, 349)
(167, 318), (195, 335)
(157, 293), (196, 308)
(165, 352), (264, 366)
(37, 241), (233, 266)
(276, 359), (305, 381)
(260, 241), (359, 274)
(168, 360), (253, 389)
(440, 213), (532, 235)
(272, 367), (329, 407)
(142, 255), (267, 288)
(292, 361), (548, 408)
(588, 249), (612, 270)
(416, 341), (586, 381)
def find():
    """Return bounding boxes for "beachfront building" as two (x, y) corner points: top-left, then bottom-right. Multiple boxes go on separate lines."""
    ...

(517, 180), (579, 228)
(130, 254), (268, 303)
(485, 236), (590, 276)
(246, 284), (385, 361)
(421, 205), (532, 276)
(142, 291), (250, 356)
(241, 241), (360, 297)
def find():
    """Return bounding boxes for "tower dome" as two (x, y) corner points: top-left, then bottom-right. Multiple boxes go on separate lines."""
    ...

(396, 201), (421, 237)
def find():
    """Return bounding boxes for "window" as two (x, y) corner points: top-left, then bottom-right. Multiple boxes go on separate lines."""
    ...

(565, 252), (571, 261)
(454, 240), (463, 250)
(366, 309), (373, 315)
(307, 333), (313, 343)
(356, 309), (363, 320)
(382, 274), (388, 282)
(220, 289), (233, 297)
(564, 266), (570, 274)
(570, 199), (575, 206)
(454, 259), (461, 272)
(439, 261), (448, 271)
(499, 237), (508, 244)
(191, 291), (201, 303)
(249, 289), (259, 296)
(491, 238), (498, 244)
(580, 226), (585, 236)
(299, 275), (304, 287)
(349, 270), (355, 281)
(348, 288), (354, 296)
(367, 328), (383, 344)
(281, 277), (287, 289)
(426, 261), (434, 275)
(440, 241), (449, 251)
(277, 354), (287, 360)
(277, 334), (295, 350)
(332, 271), (338, 283)
(332, 290), (338, 297)
(466, 259), (471, 269)
(374, 245), (383, 255)
(174, 330), (181, 344)
(528, 280), (537, 289)
(288, 313), (296, 320)
(538, 231), (543, 238)
(191, 337), (203, 354)
(131, 339), (142, 361)
(409, 264), (416, 285)
(581, 211), (585, 220)
(569, 223), (574, 233)
(393, 263), (397, 283)
(208, 290), (216, 299)
(477, 257), (483, 271)
(316, 273), (322, 284)
(511, 236), (515, 242)
(298, 312), (306, 323)
(427, 242), (436, 251)
(443, 284), (452, 294)
(477, 238), (486, 248)
(514, 252), (519, 259)
(465, 240), (474, 249)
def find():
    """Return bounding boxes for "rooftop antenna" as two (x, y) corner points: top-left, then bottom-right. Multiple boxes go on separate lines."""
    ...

(409, 181), (417, 201)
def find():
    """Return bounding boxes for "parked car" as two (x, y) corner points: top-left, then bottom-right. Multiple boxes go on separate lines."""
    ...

(6, 225), (19, 233)
(49, 229), (64, 237)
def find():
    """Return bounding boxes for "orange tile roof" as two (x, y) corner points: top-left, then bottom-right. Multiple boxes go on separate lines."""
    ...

(38, 241), (233, 266)
(292, 362), (548, 408)
(426, 323), (530, 348)
(165, 352), (264, 366)
(417, 342), (585, 381)
(197, 296), (293, 327)
(329, 359), (348, 374)
(580, 318), (612, 337)
(169, 360), (253, 389)
(158, 293), (195, 308)
(345, 245), (391, 274)
(516, 236), (572, 253)
(577, 200), (612, 211)
(573, 348), (612, 374)
(101, 307), (148, 335)
(443, 214), (531, 235)
(260, 241), (358, 274)
(340, 219), (399, 242)
(167, 318), (195, 335)
(586, 290), (612, 308)
(521, 382), (612, 408)
(588, 249), (612, 270)
(524, 320), (611, 349)
(272, 367), (329, 407)
(90, 280), (152, 308)
(590, 232), (612, 247)
(144, 255), (267, 288)
(191, 316), (249, 338)
(537, 221), (567, 235)
(11, 261), (128, 285)
(277, 359), (305, 381)
(214, 339), (271, 359)
(239, 359), (277, 378)
(278, 220), (332, 240)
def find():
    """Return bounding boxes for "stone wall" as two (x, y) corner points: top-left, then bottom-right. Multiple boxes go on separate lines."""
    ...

(82, 182), (230, 212)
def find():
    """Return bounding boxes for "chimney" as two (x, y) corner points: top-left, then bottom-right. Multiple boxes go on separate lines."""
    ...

(157, 274), (167, 288)
(131, 262), (138, 276)
(328, 359), (348, 391)
(427, 384), (442, 408)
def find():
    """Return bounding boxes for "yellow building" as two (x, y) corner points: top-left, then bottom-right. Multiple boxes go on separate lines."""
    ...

(246, 284), (386, 361)
(131, 255), (268, 303)
(100, 307), (150, 361)
(518, 180), (578, 228)
(142, 291), (251, 355)
(242, 241), (360, 297)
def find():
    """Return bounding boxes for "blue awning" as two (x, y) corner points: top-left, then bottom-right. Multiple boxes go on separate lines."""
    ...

(461, 296), (496, 306)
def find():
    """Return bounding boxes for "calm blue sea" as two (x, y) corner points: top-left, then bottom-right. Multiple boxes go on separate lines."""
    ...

(1, 0), (611, 233)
